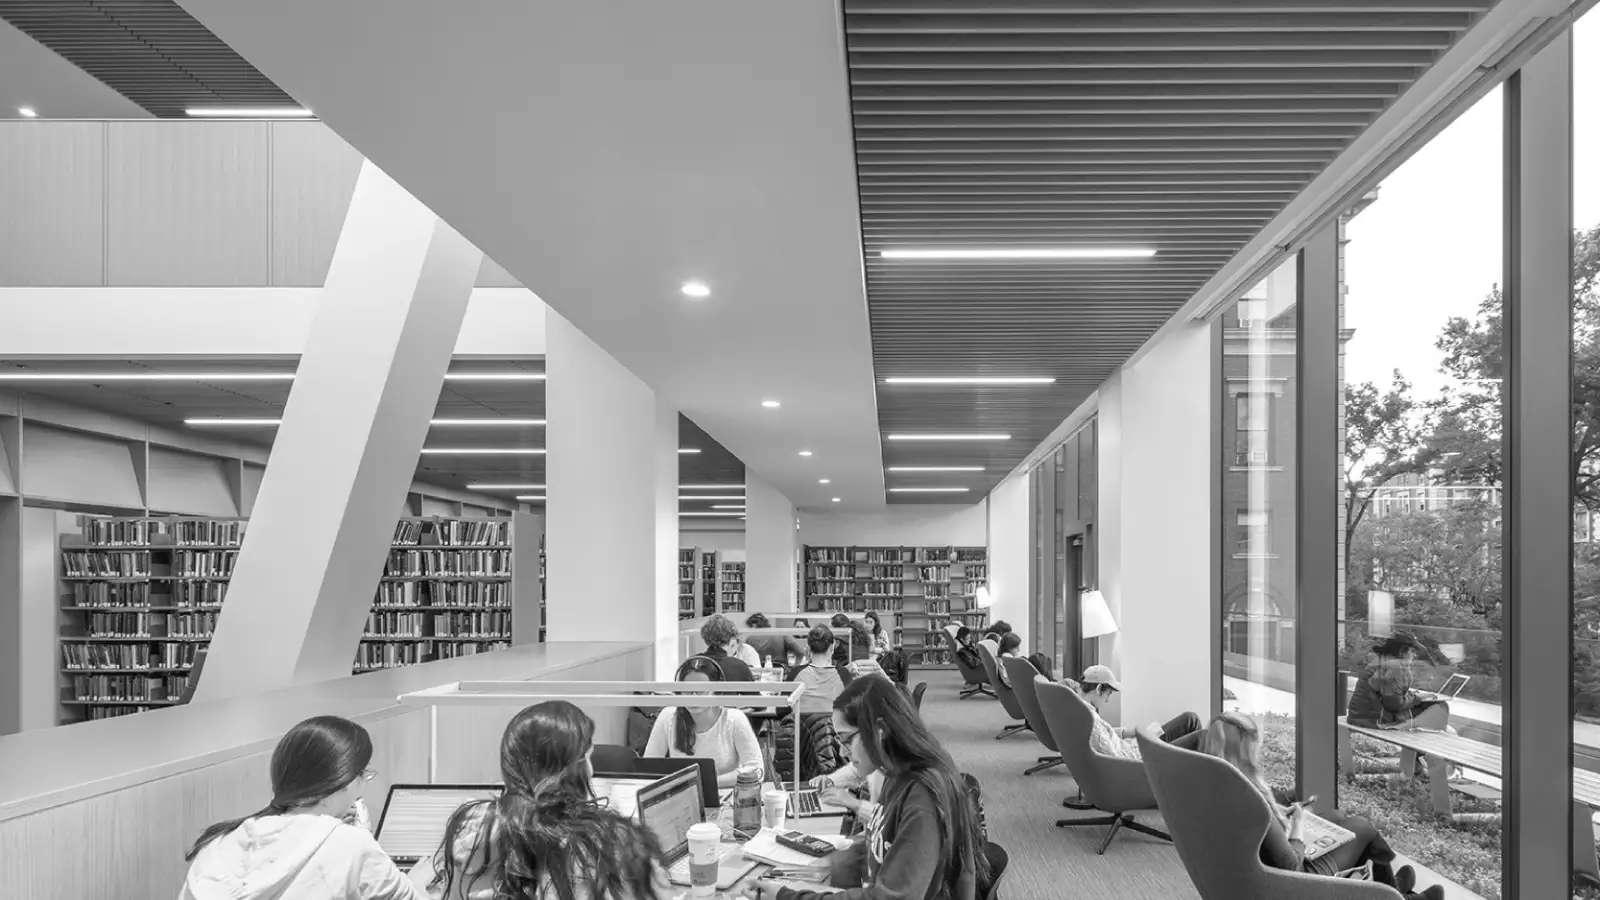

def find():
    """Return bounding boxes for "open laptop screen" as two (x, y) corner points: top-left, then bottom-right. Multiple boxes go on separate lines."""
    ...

(635, 767), (702, 860)
(374, 784), (502, 862)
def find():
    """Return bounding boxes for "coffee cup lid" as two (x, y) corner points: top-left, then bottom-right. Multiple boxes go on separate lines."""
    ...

(687, 822), (721, 839)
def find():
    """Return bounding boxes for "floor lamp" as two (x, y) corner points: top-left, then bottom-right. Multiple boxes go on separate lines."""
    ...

(1080, 589), (1117, 669)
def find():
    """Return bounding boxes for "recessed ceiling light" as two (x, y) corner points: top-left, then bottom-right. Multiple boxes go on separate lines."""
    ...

(17, 106), (38, 118)
(710, 504), (747, 510)
(680, 280), (711, 299)
(888, 487), (972, 493)
(831, 497), (842, 503)
(761, 399), (781, 409)
(818, 478), (831, 484)
(515, 495), (547, 501)
(680, 511), (745, 517)
(886, 466), (985, 473)
(429, 418), (546, 426)
(880, 248), (1155, 260)
(419, 448), (545, 455)
(883, 377), (1055, 385)
(678, 495), (745, 501)
(468, 483), (544, 490)
(886, 433), (1010, 442)
(680, 483), (743, 490)
(798, 450), (813, 457)
(186, 106), (313, 118)
(678, 448), (701, 454)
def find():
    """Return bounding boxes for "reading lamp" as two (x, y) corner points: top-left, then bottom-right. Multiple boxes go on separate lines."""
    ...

(1080, 589), (1117, 638)
(975, 585), (993, 609)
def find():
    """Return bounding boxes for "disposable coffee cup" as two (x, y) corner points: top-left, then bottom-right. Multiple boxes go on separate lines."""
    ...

(761, 787), (788, 831)
(686, 821), (722, 896)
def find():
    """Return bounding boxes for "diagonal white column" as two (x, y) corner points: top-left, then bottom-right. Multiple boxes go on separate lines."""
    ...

(197, 162), (482, 700)
(544, 309), (678, 678)
(745, 475), (797, 613)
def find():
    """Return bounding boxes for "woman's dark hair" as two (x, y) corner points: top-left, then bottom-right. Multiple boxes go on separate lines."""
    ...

(832, 677), (988, 893)
(431, 701), (661, 900)
(990, 620), (1013, 635)
(805, 623), (835, 655)
(998, 633), (1022, 655)
(1027, 652), (1054, 680)
(792, 617), (810, 627)
(830, 613), (851, 628)
(863, 611), (885, 636)
(745, 612), (771, 629)
(673, 655), (727, 755)
(955, 625), (972, 643)
(187, 715), (371, 860)
(1371, 632), (1432, 661)
(847, 620), (873, 661)
(701, 614), (738, 650)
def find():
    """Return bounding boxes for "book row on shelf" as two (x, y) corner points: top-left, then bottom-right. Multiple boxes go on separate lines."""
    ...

(81, 518), (244, 547)
(373, 580), (510, 608)
(383, 548), (511, 577)
(362, 610), (511, 638)
(62, 642), (198, 670)
(391, 518), (511, 546)
(67, 580), (229, 610)
(62, 551), (150, 578)
(69, 673), (187, 703)
(78, 611), (218, 638)
(177, 550), (236, 578)
(803, 545), (988, 565)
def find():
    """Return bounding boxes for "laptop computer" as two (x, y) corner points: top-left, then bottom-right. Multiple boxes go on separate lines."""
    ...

(630, 756), (721, 810)
(373, 783), (502, 866)
(636, 765), (759, 888)
(763, 753), (851, 819)
(1436, 673), (1471, 699)
(589, 773), (662, 819)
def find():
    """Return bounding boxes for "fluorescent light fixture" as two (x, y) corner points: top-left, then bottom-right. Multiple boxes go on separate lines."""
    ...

(467, 483), (544, 490)
(680, 484), (743, 490)
(798, 450), (813, 457)
(818, 478), (831, 484)
(430, 418), (545, 426)
(680, 280), (711, 299)
(886, 433), (1010, 442)
(761, 399), (781, 409)
(888, 487), (971, 494)
(883, 376), (1055, 385)
(831, 497), (842, 503)
(441, 372), (546, 381)
(185, 417), (280, 426)
(17, 106), (37, 118)
(680, 511), (745, 517)
(710, 504), (747, 510)
(880, 247), (1155, 260)
(419, 448), (544, 455)
(186, 106), (313, 118)
(678, 448), (701, 454)
(678, 495), (745, 501)
(0, 372), (295, 382)
(515, 495), (547, 502)
(886, 466), (985, 473)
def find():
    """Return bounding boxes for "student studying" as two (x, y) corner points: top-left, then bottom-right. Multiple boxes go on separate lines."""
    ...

(644, 656), (764, 789)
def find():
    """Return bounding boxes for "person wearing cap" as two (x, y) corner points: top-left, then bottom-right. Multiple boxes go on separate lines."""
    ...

(1079, 665), (1203, 760)
(1347, 633), (1452, 731)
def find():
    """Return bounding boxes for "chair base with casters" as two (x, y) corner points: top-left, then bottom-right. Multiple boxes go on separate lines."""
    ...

(1056, 812), (1171, 855)
(962, 682), (995, 699)
(1026, 755), (1064, 775)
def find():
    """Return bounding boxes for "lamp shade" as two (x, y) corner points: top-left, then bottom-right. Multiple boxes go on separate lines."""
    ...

(974, 585), (993, 609)
(1080, 589), (1117, 638)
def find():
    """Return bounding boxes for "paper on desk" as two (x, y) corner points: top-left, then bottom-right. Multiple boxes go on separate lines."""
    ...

(741, 830), (851, 867)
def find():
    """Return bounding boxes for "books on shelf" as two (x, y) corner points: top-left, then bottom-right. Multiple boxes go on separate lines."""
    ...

(383, 548), (510, 577)
(63, 550), (150, 578)
(176, 549), (236, 578)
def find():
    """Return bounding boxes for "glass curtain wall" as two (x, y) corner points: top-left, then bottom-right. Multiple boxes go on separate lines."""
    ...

(1338, 88), (1504, 896)
(1574, 8), (1600, 896)
(1024, 422), (1099, 679)
(1218, 256), (1300, 788)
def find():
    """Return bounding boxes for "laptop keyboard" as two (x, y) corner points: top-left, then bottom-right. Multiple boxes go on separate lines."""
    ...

(667, 854), (692, 883)
(790, 789), (822, 817)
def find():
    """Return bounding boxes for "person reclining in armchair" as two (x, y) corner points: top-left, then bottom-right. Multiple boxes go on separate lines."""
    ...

(1079, 665), (1203, 758)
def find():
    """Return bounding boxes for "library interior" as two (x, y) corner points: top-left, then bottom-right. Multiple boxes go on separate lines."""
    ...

(1, 2), (1599, 898)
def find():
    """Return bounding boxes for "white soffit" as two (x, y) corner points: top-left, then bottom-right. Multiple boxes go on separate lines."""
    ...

(175, 0), (884, 510)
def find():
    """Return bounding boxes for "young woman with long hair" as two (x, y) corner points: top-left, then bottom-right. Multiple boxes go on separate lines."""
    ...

(643, 655), (762, 788)
(749, 676), (989, 900)
(180, 715), (419, 900)
(410, 700), (668, 899)
(1200, 712), (1442, 899)
(861, 611), (892, 659)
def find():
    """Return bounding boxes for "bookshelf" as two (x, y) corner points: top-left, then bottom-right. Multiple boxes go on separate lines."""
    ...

(700, 551), (718, 617)
(58, 514), (523, 723)
(678, 548), (698, 620)
(718, 560), (746, 614)
(802, 543), (989, 668)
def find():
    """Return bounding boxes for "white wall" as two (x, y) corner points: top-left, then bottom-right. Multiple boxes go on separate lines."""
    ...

(745, 475), (797, 611)
(799, 503), (987, 547)
(1102, 322), (1214, 729)
(986, 475), (1031, 648)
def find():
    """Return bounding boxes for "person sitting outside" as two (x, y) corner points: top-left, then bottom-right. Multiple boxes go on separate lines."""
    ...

(787, 625), (855, 714)
(1199, 712), (1442, 899)
(1347, 633), (1451, 732)
(1079, 665), (1203, 758)
(698, 613), (754, 682)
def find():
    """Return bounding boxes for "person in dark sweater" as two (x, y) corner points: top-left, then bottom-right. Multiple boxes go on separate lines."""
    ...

(699, 614), (754, 681)
(746, 676), (989, 900)
(743, 613), (805, 668)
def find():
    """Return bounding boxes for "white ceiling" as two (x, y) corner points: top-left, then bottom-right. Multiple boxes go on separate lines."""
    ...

(173, 0), (887, 512)
(0, 16), (148, 119)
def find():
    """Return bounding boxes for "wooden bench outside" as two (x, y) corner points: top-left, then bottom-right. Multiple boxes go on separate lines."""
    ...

(1338, 718), (1600, 884)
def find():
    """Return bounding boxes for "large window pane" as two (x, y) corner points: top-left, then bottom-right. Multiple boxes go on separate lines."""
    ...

(1219, 255), (1299, 788)
(1574, 9), (1600, 897)
(1340, 88), (1503, 897)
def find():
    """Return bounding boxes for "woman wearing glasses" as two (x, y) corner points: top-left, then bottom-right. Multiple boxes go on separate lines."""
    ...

(180, 715), (420, 900)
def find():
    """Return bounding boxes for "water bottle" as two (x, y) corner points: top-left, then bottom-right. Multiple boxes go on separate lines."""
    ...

(732, 765), (763, 834)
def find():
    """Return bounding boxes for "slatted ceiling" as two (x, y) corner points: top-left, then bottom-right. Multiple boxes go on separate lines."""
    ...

(677, 417), (746, 490)
(0, 0), (294, 117)
(847, 0), (1497, 502)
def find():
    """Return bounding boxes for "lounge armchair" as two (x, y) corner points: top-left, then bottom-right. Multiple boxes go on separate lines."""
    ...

(946, 624), (993, 698)
(1000, 658), (1065, 774)
(977, 641), (1030, 739)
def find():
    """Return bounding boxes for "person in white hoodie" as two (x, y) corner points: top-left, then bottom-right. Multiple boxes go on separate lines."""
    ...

(180, 715), (421, 900)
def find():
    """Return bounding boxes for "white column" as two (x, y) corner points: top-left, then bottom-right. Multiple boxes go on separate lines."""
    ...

(198, 162), (482, 700)
(745, 474), (797, 613)
(985, 472), (1030, 649)
(544, 309), (678, 678)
